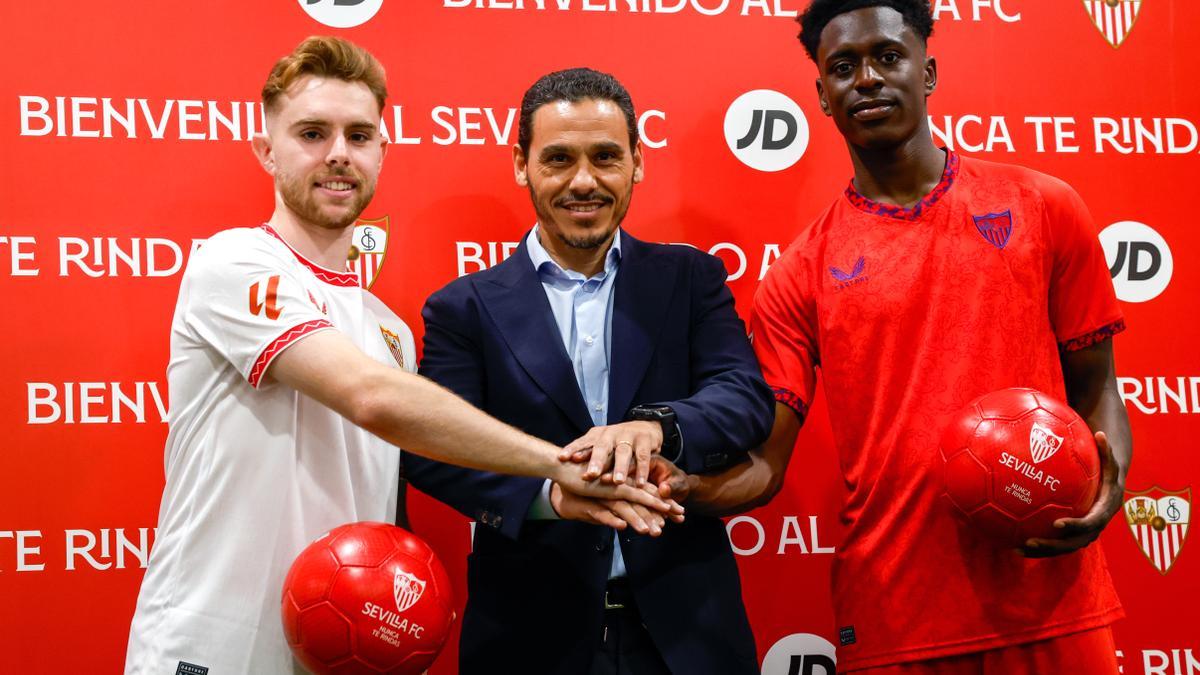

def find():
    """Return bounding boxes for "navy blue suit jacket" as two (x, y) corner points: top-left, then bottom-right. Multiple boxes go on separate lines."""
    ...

(404, 231), (773, 674)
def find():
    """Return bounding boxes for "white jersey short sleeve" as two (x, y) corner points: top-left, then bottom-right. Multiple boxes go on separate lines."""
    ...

(125, 225), (415, 675)
(180, 228), (337, 387)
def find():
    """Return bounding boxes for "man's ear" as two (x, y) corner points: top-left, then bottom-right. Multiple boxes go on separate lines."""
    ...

(816, 78), (831, 117)
(631, 140), (644, 184)
(513, 143), (529, 187)
(252, 132), (275, 176)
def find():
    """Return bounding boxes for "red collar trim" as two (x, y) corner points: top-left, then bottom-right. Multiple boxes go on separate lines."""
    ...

(259, 224), (359, 288)
(843, 150), (960, 221)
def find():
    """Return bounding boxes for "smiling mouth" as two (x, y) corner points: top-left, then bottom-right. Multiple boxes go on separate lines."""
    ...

(559, 201), (609, 214)
(316, 178), (357, 192)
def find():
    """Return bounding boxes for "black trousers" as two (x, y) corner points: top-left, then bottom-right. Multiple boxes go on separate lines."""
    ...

(588, 580), (673, 675)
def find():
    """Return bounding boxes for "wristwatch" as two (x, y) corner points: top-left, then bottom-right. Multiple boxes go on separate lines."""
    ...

(628, 404), (681, 458)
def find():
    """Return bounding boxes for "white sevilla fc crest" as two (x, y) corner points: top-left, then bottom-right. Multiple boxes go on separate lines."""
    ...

(1028, 422), (1063, 465)
(393, 568), (427, 613)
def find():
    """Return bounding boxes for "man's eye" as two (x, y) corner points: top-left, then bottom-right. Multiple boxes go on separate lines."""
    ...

(301, 130), (322, 140)
(881, 52), (901, 65)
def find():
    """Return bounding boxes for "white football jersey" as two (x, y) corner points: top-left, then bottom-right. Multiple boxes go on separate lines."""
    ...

(125, 225), (415, 675)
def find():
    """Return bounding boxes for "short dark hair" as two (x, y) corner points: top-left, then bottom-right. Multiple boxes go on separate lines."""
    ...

(517, 68), (639, 155)
(797, 0), (935, 62)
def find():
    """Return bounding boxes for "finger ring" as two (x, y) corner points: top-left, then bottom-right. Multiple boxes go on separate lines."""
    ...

(617, 440), (633, 448)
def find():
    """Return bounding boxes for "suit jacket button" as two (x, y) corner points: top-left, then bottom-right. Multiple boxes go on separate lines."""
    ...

(595, 541), (608, 552)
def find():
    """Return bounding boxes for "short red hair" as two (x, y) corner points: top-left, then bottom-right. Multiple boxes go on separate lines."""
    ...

(262, 36), (387, 115)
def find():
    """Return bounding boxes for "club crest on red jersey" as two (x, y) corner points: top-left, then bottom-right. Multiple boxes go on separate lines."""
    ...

(1125, 486), (1190, 575)
(1029, 422), (1064, 464)
(972, 211), (1013, 250)
(347, 216), (390, 290)
(1083, 0), (1143, 49)
(393, 568), (426, 613)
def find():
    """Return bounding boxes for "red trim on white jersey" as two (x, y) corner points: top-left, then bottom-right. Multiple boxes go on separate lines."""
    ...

(248, 319), (334, 388)
(259, 224), (360, 287)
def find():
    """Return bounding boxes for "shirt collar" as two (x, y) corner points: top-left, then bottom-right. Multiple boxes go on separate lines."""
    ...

(842, 149), (960, 221)
(526, 225), (623, 281)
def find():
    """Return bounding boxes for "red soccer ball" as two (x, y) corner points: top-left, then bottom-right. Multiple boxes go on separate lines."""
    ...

(939, 388), (1101, 548)
(281, 522), (455, 675)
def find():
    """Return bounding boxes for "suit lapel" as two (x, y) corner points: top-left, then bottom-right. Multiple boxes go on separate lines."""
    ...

(608, 235), (679, 421)
(476, 239), (595, 433)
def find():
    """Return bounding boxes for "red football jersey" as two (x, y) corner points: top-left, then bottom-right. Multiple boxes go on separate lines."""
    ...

(750, 151), (1125, 671)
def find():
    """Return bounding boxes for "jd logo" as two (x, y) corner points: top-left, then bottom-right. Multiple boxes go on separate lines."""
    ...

(299, 0), (383, 27)
(761, 633), (837, 675)
(1109, 241), (1159, 280)
(1099, 220), (1173, 303)
(784, 654), (836, 675)
(737, 110), (798, 151)
(724, 90), (809, 172)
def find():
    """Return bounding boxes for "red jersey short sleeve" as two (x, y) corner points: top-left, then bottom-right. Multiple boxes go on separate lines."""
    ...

(1039, 176), (1126, 350)
(751, 242), (821, 420)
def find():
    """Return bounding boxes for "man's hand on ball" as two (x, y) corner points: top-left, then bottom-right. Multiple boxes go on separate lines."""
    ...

(1022, 431), (1123, 558)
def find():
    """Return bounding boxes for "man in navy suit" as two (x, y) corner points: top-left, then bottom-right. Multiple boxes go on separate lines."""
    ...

(404, 68), (773, 675)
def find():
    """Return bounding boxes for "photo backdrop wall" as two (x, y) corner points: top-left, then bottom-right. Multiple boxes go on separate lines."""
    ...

(2, 1), (1196, 672)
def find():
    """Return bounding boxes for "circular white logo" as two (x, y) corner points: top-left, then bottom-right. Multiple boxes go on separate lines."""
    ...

(1099, 220), (1173, 303)
(298, 0), (383, 28)
(761, 633), (837, 675)
(724, 89), (809, 172)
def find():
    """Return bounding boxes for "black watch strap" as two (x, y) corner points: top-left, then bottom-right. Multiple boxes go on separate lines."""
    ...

(629, 404), (681, 457)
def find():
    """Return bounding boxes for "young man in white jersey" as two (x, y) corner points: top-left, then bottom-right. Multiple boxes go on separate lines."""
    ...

(124, 37), (679, 675)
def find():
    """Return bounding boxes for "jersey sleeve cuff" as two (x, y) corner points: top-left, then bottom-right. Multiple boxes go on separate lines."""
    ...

(773, 387), (809, 422)
(1058, 318), (1127, 352)
(248, 319), (335, 388)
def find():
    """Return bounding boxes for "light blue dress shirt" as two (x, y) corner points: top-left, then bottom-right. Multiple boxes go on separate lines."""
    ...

(524, 225), (628, 579)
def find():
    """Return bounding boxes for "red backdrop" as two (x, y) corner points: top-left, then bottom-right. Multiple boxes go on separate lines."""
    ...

(2, 1), (1196, 673)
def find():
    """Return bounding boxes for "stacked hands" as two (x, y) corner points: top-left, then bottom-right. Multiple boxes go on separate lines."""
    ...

(548, 421), (698, 537)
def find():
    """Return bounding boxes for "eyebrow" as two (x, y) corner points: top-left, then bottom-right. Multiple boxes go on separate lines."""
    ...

(290, 117), (379, 131)
(825, 38), (907, 63)
(538, 141), (624, 158)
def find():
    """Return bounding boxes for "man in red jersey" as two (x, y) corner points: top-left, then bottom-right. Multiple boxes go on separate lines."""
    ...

(653, 1), (1133, 673)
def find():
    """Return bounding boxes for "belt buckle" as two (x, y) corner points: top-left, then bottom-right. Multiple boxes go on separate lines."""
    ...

(604, 589), (625, 610)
